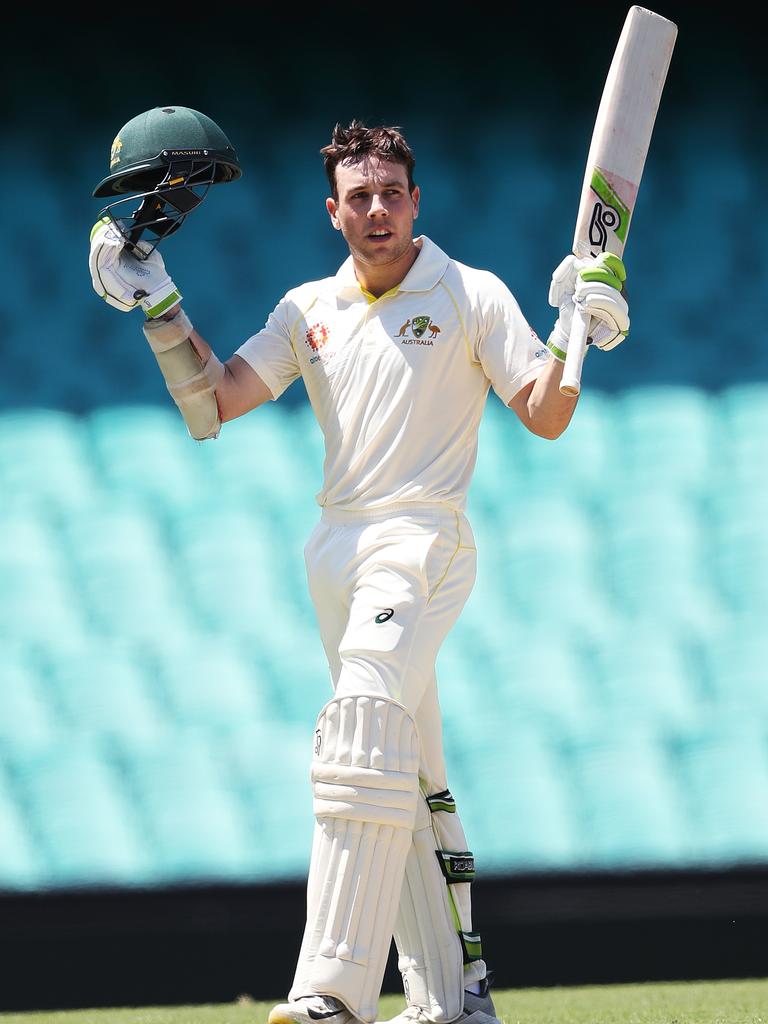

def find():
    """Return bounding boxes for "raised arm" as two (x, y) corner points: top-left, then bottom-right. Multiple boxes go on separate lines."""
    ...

(89, 217), (272, 439)
(508, 251), (630, 439)
(507, 358), (577, 440)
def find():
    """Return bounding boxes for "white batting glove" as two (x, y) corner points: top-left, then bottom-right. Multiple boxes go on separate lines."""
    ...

(89, 217), (182, 319)
(546, 252), (629, 361)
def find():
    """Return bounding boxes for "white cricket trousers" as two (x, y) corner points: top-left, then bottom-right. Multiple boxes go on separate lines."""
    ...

(304, 502), (477, 794)
(291, 502), (484, 1022)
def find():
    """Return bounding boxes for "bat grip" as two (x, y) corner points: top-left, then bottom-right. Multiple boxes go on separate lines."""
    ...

(559, 306), (590, 397)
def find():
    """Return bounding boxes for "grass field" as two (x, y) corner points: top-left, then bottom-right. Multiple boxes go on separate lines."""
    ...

(2, 980), (767, 1024)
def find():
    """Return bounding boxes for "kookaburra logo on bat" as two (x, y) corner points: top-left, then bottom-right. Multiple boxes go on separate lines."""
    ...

(588, 200), (621, 253)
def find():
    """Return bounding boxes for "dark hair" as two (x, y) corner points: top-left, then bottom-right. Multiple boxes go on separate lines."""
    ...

(321, 120), (416, 199)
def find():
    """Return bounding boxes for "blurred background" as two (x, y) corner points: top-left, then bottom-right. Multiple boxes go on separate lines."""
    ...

(3, 2), (768, 1012)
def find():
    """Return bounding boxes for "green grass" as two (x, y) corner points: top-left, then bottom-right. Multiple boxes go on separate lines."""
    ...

(2, 980), (768, 1024)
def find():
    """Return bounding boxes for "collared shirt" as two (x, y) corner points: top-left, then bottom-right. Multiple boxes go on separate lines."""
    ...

(235, 235), (550, 511)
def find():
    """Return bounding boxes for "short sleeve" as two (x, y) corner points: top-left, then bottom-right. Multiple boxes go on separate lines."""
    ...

(473, 274), (551, 406)
(234, 295), (302, 401)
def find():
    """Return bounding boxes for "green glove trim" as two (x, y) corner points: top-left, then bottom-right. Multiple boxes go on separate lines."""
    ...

(90, 216), (111, 242)
(599, 253), (627, 281)
(580, 253), (626, 291)
(580, 268), (624, 289)
(145, 290), (182, 319)
(546, 337), (567, 362)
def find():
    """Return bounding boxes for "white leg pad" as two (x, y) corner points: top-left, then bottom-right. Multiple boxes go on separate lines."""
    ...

(290, 695), (420, 1023)
(393, 793), (464, 1022)
(394, 790), (488, 1021)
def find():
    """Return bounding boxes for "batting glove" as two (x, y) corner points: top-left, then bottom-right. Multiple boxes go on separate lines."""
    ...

(546, 252), (629, 360)
(89, 217), (182, 319)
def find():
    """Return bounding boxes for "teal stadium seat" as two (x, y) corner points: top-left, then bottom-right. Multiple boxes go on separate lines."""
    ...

(710, 496), (768, 614)
(150, 637), (269, 731)
(672, 718), (768, 865)
(0, 649), (61, 745)
(41, 640), (167, 740)
(245, 628), (334, 726)
(87, 405), (208, 506)
(60, 498), (194, 640)
(118, 733), (257, 881)
(446, 622), (599, 737)
(169, 503), (311, 635)
(449, 727), (580, 871)
(602, 490), (723, 631)
(0, 768), (46, 889)
(492, 495), (614, 632)
(588, 625), (701, 729)
(613, 386), (716, 493)
(193, 409), (318, 523)
(0, 514), (88, 645)
(0, 409), (97, 512)
(8, 738), (154, 886)
(718, 383), (768, 487)
(700, 616), (768, 714)
(226, 722), (314, 877)
(474, 391), (619, 499)
(565, 728), (692, 867)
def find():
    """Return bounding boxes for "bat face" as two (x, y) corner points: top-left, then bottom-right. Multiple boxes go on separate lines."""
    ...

(572, 6), (678, 262)
(560, 5), (677, 398)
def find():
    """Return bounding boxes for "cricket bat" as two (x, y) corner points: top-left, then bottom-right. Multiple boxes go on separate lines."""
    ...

(559, 5), (678, 397)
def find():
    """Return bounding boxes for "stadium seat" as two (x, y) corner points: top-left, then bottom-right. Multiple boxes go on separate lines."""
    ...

(565, 729), (692, 867)
(671, 719), (768, 864)
(613, 385), (716, 492)
(450, 727), (581, 871)
(700, 616), (768, 714)
(588, 625), (701, 728)
(0, 409), (97, 511)
(87, 405), (208, 507)
(8, 738), (154, 886)
(60, 499), (194, 640)
(0, 516), (88, 644)
(0, 770), (46, 889)
(118, 733), (259, 881)
(225, 722), (314, 877)
(149, 638), (269, 730)
(41, 641), (166, 739)
(602, 489), (724, 630)
(0, 650), (61, 745)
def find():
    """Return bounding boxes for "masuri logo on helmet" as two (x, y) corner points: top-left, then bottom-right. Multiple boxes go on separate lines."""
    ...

(93, 105), (242, 260)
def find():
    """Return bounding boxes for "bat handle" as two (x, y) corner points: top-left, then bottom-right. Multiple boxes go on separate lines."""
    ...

(559, 305), (590, 397)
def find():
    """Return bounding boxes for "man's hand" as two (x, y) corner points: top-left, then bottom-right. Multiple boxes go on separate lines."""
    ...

(546, 252), (629, 361)
(89, 217), (182, 319)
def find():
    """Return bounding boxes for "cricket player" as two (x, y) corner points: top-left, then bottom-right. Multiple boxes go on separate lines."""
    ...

(89, 114), (629, 1024)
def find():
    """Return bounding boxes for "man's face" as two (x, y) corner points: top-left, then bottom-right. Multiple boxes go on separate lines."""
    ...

(326, 157), (420, 269)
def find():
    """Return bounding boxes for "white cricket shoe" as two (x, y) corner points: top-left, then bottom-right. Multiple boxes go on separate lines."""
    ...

(268, 995), (357, 1024)
(378, 976), (499, 1024)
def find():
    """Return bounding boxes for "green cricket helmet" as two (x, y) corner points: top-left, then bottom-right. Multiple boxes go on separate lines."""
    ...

(93, 105), (242, 259)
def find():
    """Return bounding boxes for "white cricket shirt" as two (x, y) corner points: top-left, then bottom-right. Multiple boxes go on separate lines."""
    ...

(235, 235), (550, 511)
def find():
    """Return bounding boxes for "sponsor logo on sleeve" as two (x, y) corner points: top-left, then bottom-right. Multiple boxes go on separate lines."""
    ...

(306, 322), (332, 364)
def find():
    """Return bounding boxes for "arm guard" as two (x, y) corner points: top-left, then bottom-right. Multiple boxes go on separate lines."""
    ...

(142, 310), (225, 440)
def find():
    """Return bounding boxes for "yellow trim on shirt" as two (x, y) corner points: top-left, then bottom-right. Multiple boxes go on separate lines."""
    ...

(361, 284), (400, 304)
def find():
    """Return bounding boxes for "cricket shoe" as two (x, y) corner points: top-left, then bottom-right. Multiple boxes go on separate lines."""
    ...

(378, 976), (499, 1024)
(268, 995), (357, 1024)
